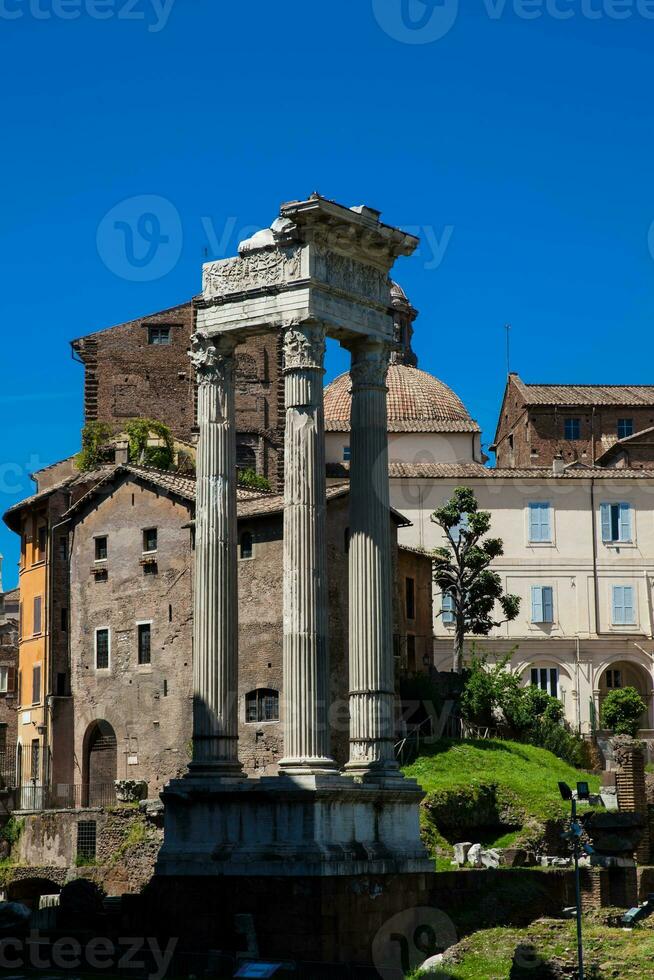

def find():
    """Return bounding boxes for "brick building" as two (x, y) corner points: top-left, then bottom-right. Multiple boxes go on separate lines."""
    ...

(0, 586), (18, 769)
(70, 300), (286, 490)
(492, 374), (654, 469)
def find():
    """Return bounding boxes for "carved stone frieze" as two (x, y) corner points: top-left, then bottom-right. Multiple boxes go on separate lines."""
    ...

(313, 244), (389, 305)
(203, 247), (303, 299)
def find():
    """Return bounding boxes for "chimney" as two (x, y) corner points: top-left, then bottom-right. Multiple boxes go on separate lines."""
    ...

(552, 454), (565, 476)
(114, 440), (129, 465)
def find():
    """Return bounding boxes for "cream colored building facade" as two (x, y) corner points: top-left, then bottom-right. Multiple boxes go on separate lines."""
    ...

(324, 286), (654, 739)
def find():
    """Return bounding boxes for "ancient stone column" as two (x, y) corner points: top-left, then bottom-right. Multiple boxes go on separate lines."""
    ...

(346, 339), (399, 778)
(188, 331), (242, 776)
(279, 321), (337, 774)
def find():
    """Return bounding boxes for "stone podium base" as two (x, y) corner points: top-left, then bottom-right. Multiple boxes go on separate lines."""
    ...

(156, 772), (432, 877)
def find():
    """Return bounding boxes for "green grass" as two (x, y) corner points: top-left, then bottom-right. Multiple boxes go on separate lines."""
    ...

(408, 917), (654, 978)
(404, 738), (600, 823)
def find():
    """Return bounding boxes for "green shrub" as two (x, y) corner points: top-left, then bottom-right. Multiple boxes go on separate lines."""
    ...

(237, 467), (271, 491)
(460, 653), (521, 728)
(124, 418), (174, 470)
(601, 687), (646, 737)
(2, 816), (24, 846)
(76, 421), (114, 471)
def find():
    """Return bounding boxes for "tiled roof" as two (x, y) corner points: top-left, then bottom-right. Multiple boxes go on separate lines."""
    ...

(62, 465), (271, 520)
(387, 463), (654, 480)
(324, 365), (480, 434)
(514, 376), (654, 407)
(2, 466), (116, 530)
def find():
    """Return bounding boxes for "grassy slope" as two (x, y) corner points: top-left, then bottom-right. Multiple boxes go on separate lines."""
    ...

(410, 918), (654, 979)
(404, 739), (601, 823)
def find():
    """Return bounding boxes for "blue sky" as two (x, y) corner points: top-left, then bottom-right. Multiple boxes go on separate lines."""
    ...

(1, 0), (654, 587)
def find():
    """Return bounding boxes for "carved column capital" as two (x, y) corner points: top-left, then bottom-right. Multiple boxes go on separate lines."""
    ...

(349, 338), (391, 390)
(282, 321), (326, 373)
(189, 331), (237, 384)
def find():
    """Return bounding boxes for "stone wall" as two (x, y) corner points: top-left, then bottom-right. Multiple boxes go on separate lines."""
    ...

(11, 806), (163, 897)
(0, 619), (18, 759)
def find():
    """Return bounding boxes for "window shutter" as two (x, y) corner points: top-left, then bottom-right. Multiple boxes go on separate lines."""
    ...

(613, 586), (624, 625)
(601, 504), (612, 543)
(531, 587), (543, 623)
(542, 587), (554, 623)
(442, 592), (455, 625)
(541, 506), (551, 542)
(624, 586), (635, 625)
(6, 668), (15, 693)
(619, 503), (632, 542)
(529, 505), (540, 542)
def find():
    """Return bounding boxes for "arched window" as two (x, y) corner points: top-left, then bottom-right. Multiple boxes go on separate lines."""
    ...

(236, 444), (257, 472)
(245, 689), (279, 723)
(240, 531), (254, 560)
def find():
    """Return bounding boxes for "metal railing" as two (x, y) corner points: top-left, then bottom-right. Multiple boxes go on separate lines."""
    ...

(15, 782), (117, 811)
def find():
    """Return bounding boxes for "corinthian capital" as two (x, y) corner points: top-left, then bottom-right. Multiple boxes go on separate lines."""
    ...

(350, 339), (391, 390)
(282, 321), (326, 373)
(189, 331), (236, 384)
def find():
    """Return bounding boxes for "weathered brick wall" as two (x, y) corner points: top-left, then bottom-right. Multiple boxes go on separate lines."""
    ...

(70, 302), (285, 490)
(0, 620), (18, 754)
(397, 547), (434, 673)
(614, 738), (650, 864)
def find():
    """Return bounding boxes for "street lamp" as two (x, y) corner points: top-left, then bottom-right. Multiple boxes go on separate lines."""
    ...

(559, 781), (590, 980)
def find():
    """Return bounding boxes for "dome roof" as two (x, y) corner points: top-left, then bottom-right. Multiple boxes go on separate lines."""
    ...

(324, 364), (480, 434)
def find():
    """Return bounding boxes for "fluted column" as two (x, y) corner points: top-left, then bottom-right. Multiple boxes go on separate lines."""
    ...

(279, 321), (337, 775)
(346, 339), (399, 778)
(188, 330), (242, 777)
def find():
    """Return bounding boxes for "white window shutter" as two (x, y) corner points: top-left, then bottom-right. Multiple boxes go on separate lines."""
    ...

(531, 586), (543, 622)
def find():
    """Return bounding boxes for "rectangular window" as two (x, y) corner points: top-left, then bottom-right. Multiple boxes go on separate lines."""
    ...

(33, 596), (42, 636)
(76, 821), (97, 860)
(95, 537), (108, 561)
(143, 528), (158, 553)
(18, 603), (23, 640)
(37, 526), (47, 560)
(564, 418), (581, 440)
(31, 739), (40, 781)
(61, 607), (68, 632)
(606, 669), (623, 690)
(601, 503), (632, 544)
(343, 446), (351, 462)
(612, 586), (636, 626)
(407, 634), (416, 672)
(32, 664), (41, 704)
(138, 623), (151, 665)
(58, 536), (68, 562)
(451, 513), (469, 544)
(531, 586), (554, 624)
(96, 629), (110, 670)
(528, 503), (552, 543)
(148, 326), (171, 346)
(442, 591), (455, 625)
(0, 668), (9, 694)
(618, 418), (634, 439)
(530, 666), (559, 698)
(405, 577), (416, 620)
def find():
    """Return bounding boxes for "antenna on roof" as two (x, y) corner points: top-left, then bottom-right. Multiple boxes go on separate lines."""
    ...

(505, 323), (512, 377)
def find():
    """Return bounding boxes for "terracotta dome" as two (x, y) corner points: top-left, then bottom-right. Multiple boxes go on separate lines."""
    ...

(324, 364), (480, 434)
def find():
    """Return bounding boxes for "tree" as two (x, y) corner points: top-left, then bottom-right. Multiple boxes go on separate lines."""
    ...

(601, 687), (646, 738)
(432, 486), (520, 674)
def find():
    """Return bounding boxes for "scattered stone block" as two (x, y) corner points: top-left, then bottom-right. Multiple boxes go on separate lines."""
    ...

(453, 842), (473, 866)
(481, 848), (501, 869)
(467, 843), (483, 867)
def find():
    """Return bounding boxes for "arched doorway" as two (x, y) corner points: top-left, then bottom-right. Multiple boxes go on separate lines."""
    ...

(598, 661), (652, 731)
(83, 721), (117, 807)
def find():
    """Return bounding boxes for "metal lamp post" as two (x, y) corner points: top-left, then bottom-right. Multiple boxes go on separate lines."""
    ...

(559, 780), (590, 980)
